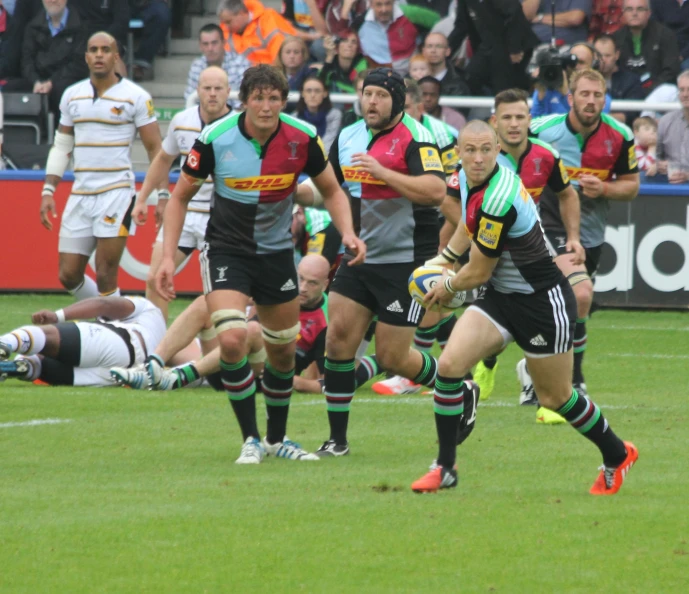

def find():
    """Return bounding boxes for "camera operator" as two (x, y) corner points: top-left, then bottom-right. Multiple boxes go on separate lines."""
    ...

(530, 42), (612, 116)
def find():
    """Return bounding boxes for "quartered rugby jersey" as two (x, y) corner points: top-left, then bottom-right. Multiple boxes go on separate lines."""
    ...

(296, 293), (328, 374)
(161, 105), (217, 213)
(420, 113), (458, 175)
(496, 139), (570, 203)
(183, 111), (328, 255)
(530, 113), (638, 248)
(331, 113), (445, 264)
(447, 164), (561, 294)
(300, 207), (344, 262)
(60, 77), (156, 195)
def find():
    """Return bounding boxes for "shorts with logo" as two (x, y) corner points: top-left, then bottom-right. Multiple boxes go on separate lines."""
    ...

(58, 188), (135, 255)
(156, 211), (209, 255)
(330, 258), (425, 327)
(544, 231), (603, 278)
(468, 276), (576, 357)
(200, 246), (298, 305)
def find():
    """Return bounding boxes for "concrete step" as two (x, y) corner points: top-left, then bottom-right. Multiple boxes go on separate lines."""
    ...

(169, 38), (201, 56)
(140, 80), (186, 100)
(155, 55), (195, 78)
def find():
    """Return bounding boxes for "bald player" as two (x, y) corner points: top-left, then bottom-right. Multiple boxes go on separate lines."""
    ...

(132, 66), (233, 319)
(111, 254), (332, 394)
(40, 32), (164, 300)
(411, 120), (638, 496)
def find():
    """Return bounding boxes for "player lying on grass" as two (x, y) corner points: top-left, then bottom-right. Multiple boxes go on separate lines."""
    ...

(111, 255), (334, 394)
(0, 296), (165, 386)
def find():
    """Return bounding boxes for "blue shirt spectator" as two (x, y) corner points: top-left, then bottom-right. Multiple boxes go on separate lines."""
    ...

(531, 87), (611, 116)
(530, 0), (592, 45)
(46, 6), (68, 36)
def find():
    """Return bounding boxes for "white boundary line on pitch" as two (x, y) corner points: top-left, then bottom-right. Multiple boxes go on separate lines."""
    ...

(0, 418), (72, 429)
(293, 398), (637, 410)
(595, 325), (689, 332)
(608, 353), (689, 359)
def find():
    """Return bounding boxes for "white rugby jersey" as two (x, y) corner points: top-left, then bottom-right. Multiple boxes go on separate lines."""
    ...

(60, 77), (157, 196)
(100, 297), (166, 355)
(161, 105), (213, 212)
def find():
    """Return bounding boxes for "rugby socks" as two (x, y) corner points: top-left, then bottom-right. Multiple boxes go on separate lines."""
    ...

(434, 314), (457, 350)
(556, 389), (627, 468)
(68, 276), (99, 301)
(413, 352), (439, 387)
(355, 355), (381, 388)
(220, 357), (259, 441)
(413, 324), (439, 353)
(434, 375), (467, 469)
(100, 288), (121, 297)
(482, 355), (498, 369)
(324, 357), (356, 445)
(262, 363), (294, 444)
(1, 326), (46, 355)
(573, 317), (587, 385)
(16, 355), (41, 381)
(172, 363), (201, 389)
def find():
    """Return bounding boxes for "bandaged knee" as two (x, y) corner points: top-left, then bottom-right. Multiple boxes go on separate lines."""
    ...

(567, 271), (590, 287)
(248, 347), (267, 364)
(197, 326), (217, 341)
(210, 309), (247, 333)
(261, 322), (301, 345)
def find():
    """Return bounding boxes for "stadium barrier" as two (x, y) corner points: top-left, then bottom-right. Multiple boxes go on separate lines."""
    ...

(0, 171), (687, 309)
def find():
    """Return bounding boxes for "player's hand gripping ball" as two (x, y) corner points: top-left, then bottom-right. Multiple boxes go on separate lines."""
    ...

(408, 265), (467, 312)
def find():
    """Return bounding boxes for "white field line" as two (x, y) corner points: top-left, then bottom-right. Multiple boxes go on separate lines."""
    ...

(0, 418), (72, 429)
(595, 325), (689, 332)
(608, 353), (689, 359)
(292, 397), (638, 410)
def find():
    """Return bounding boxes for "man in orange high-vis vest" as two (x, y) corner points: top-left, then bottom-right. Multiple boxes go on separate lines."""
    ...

(218, 0), (297, 65)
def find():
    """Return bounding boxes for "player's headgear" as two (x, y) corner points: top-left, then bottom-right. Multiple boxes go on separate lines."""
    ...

(363, 68), (406, 119)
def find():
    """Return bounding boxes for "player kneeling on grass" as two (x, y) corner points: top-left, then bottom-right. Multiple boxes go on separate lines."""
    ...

(112, 255), (332, 396)
(0, 297), (165, 386)
(410, 120), (638, 496)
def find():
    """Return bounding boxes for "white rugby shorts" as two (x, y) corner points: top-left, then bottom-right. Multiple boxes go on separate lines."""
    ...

(156, 210), (209, 252)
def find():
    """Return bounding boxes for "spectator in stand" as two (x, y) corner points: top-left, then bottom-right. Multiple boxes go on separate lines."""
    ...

(526, 0), (592, 46)
(418, 75), (466, 131)
(632, 115), (657, 174)
(319, 31), (367, 94)
(340, 67), (367, 128)
(588, 0), (624, 39)
(398, 0), (454, 37)
(651, 0), (689, 72)
(613, 0), (680, 96)
(3, 0), (87, 116)
(274, 35), (314, 111)
(128, 0), (171, 81)
(0, 0), (44, 80)
(184, 23), (249, 109)
(594, 34), (644, 122)
(357, 0), (417, 76)
(408, 54), (431, 80)
(324, 0), (367, 39)
(421, 32), (469, 97)
(449, 0), (539, 95)
(653, 70), (689, 183)
(281, 0), (329, 60)
(293, 74), (342, 150)
(218, 0), (296, 65)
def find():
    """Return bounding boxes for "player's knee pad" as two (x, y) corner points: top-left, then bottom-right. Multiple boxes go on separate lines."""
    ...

(247, 347), (267, 364)
(197, 326), (217, 341)
(210, 309), (247, 334)
(261, 322), (301, 345)
(567, 271), (590, 288)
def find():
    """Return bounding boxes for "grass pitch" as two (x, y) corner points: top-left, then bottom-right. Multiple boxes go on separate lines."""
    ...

(1, 294), (688, 593)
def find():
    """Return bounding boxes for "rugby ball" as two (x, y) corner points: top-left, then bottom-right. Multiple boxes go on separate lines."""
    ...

(408, 265), (467, 312)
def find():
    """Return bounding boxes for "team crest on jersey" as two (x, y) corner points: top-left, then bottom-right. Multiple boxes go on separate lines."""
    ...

(476, 218), (503, 249)
(342, 167), (386, 185)
(386, 138), (400, 155)
(604, 140), (614, 156)
(224, 174), (295, 191)
(110, 105), (125, 116)
(420, 147), (443, 172)
(532, 158), (542, 175)
(187, 149), (201, 170)
(288, 141), (300, 160)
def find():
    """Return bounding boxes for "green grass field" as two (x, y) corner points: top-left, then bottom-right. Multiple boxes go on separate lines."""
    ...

(1, 294), (688, 593)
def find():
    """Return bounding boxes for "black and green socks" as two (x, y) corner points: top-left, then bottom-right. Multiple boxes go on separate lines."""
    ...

(355, 355), (381, 388)
(413, 352), (438, 387)
(413, 314), (457, 352)
(324, 357), (356, 445)
(556, 389), (627, 467)
(573, 317), (587, 385)
(221, 357), (259, 441)
(262, 363), (294, 444)
(434, 375), (467, 469)
(172, 363), (201, 388)
(435, 314), (457, 350)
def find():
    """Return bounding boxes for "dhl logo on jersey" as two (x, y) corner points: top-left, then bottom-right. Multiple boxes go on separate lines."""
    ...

(564, 167), (609, 181)
(526, 187), (543, 198)
(342, 167), (386, 185)
(224, 174), (296, 191)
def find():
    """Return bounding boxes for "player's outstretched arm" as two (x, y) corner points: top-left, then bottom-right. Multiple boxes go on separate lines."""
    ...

(311, 163), (367, 265)
(556, 185), (585, 265)
(41, 124), (74, 231)
(32, 297), (136, 325)
(133, 148), (177, 227)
